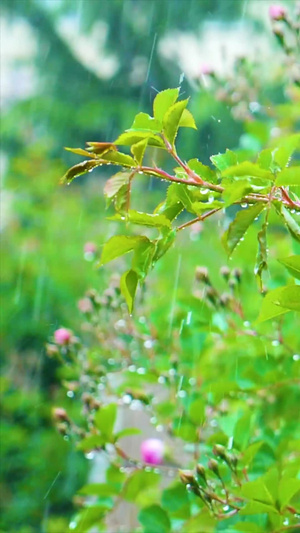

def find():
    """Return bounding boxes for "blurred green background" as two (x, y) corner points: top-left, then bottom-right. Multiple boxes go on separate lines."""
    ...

(0, 0), (296, 531)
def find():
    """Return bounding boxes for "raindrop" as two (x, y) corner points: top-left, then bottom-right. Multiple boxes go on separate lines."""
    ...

(123, 394), (132, 404)
(63, 435), (69, 441)
(241, 203), (247, 208)
(168, 368), (176, 376)
(272, 340), (280, 347)
(186, 311), (192, 325)
(243, 321), (250, 327)
(158, 376), (166, 384)
(144, 339), (154, 349)
(115, 319), (126, 328)
(128, 365), (136, 372)
(137, 367), (146, 375)
(108, 358), (115, 365)
(249, 101), (261, 113)
(177, 390), (187, 398)
(217, 119), (221, 123)
(223, 505), (230, 511)
(138, 316), (146, 324)
(156, 424), (164, 432)
(293, 354), (300, 361)
(85, 452), (95, 460)
(200, 188), (209, 195)
(67, 391), (74, 398)
(154, 468), (160, 474)
(150, 416), (157, 424)
(228, 436), (234, 449)
(69, 522), (76, 530)
(130, 400), (142, 411)
(189, 377), (196, 386)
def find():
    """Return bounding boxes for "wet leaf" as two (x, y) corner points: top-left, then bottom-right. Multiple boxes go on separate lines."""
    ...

(163, 99), (189, 147)
(120, 269), (139, 313)
(275, 167), (300, 186)
(278, 255), (300, 280)
(94, 403), (117, 440)
(86, 142), (117, 155)
(223, 203), (265, 256)
(153, 88), (179, 122)
(115, 131), (165, 148)
(280, 207), (300, 243)
(104, 171), (130, 199)
(222, 162), (273, 181)
(210, 149), (237, 171)
(109, 210), (171, 228)
(101, 150), (136, 168)
(64, 147), (97, 158)
(131, 138), (148, 165)
(131, 112), (161, 132)
(188, 158), (216, 182)
(138, 505), (171, 533)
(179, 108), (197, 129)
(255, 222), (268, 289)
(99, 235), (150, 266)
(61, 160), (101, 184)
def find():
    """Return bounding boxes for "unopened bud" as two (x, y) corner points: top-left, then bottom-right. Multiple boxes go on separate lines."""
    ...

(196, 464), (207, 485)
(195, 266), (210, 284)
(52, 407), (69, 422)
(205, 286), (218, 305)
(232, 268), (242, 283)
(213, 444), (226, 459)
(219, 293), (231, 307)
(46, 343), (59, 357)
(179, 469), (197, 486)
(208, 459), (220, 475)
(269, 5), (287, 21)
(220, 266), (230, 280)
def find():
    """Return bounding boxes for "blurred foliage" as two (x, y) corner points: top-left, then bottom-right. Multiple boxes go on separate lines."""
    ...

(1, 0), (299, 532)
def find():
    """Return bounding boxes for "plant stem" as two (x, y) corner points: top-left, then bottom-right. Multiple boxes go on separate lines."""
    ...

(177, 208), (222, 231)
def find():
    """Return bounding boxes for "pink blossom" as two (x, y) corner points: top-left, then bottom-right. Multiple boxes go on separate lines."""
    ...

(269, 5), (287, 20)
(84, 242), (97, 254)
(141, 438), (164, 465)
(78, 298), (93, 313)
(200, 63), (214, 76)
(54, 327), (72, 345)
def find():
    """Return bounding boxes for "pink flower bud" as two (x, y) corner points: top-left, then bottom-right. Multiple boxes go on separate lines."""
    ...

(54, 327), (72, 345)
(141, 438), (164, 465)
(200, 63), (214, 76)
(77, 298), (93, 313)
(84, 242), (97, 254)
(269, 5), (287, 20)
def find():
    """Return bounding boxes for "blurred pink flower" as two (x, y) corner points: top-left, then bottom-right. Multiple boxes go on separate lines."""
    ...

(200, 63), (214, 76)
(84, 242), (97, 254)
(78, 298), (93, 313)
(269, 5), (287, 20)
(54, 327), (72, 345)
(141, 438), (164, 465)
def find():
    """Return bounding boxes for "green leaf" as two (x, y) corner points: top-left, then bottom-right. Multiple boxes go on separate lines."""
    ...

(123, 470), (160, 502)
(109, 210), (171, 228)
(78, 484), (117, 497)
(152, 229), (176, 262)
(61, 160), (102, 184)
(183, 510), (217, 533)
(188, 159), (216, 182)
(86, 141), (117, 155)
(278, 478), (300, 510)
(278, 255), (300, 280)
(101, 150), (136, 168)
(222, 162), (273, 181)
(99, 235), (149, 266)
(163, 99), (189, 147)
(255, 223), (268, 289)
(120, 269), (139, 313)
(114, 428), (142, 441)
(94, 403), (117, 440)
(192, 200), (224, 213)
(223, 203), (265, 256)
(275, 167), (300, 186)
(233, 522), (265, 532)
(280, 207), (300, 243)
(239, 501), (278, 516)
(234, 412), (253, 451)
(274, 133), (300, 168)
(188, 398), (205, 426)
(132, 240), (156, 280)
(179, 108), (197, 129)
(256, 286), (291, 322)
(241, 442), (264, 466)
(210, 149), (237, 171)
(161, 483), (190, 512)
(257, 148), (273, 170)
(138, 504), (171, 533)
(64, 146), (97, 158)
(76, 434), (104, 452)
(153, 88), (179, 122)
(104, 171), (130, 199)
(131, 138), (148, 165)
(275, 285), (300, 311)
(131, 112), (161, 132)
(222, 179), (253, 207)
(115, 131), (165, 149)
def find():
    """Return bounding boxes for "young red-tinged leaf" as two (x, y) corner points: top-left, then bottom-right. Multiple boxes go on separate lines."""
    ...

(94, 403), (117, 440)
(222, 161), (273, 181)
(120, 269), (139, 313)
(210, 149), (237, 171)
(255, 223), (268, 290)
(278, 255), (300, 280)
(223, 203), (265, 256)
(104, 171), (130, 199)
(179, 108), (197, 129)
(115, 131), (165, 148)
(61, 160), (102, 184)
(162, 99), (189, 147)
(86, 142), (117, 155)
(275, 167), (300, 186)
(138, 504), (171, 533)
(109, 210), (171, 228)
(99, 235), (150, 266)
(131, 112), (161, 132)
(280, 207), (300, 243)
(153, 88), (179, 122)
(64, 147), (97, 158)
(131, 138), (148, 165)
